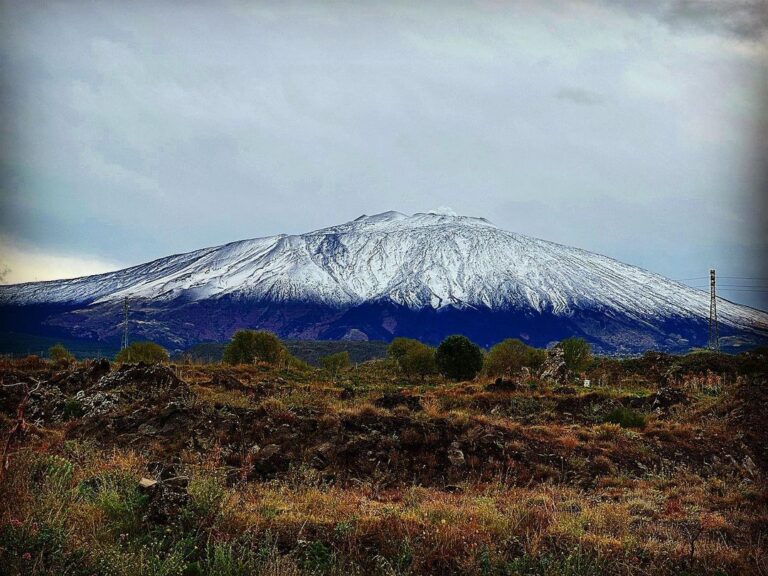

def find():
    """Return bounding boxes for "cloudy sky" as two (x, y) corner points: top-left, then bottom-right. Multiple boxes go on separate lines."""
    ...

(1, 0), (767, 308)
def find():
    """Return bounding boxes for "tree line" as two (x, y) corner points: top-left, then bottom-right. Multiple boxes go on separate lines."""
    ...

(45, 330), (593, 381)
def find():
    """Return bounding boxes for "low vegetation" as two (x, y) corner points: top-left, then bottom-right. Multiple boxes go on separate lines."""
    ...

(388, 338), (438, 381)
(0, 338), (766, 575)
(483, 338), (545, 376)
(320, 351), (350, 379)
(223, 330), (285, 365)
(47, 343), (74, 363)
(115, 341), (169, 364)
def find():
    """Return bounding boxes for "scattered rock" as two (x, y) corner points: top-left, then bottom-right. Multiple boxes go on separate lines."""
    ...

(486, 378), (518, 392)
(447, 441), (465, 467)
(311, 442), (335, 468)
(97, 363), (187, 394)
(259, 444), (281, 461)
(650, 387), (688, 411)
(138, 477), (158, 489)
(143, 477), (190, 525)
(538, 345), (569, 384)
(374, 392), (422, 412)
(48, 358), (111, 393)
(74, 389), (120, 417)
(27, 386), (67, 421)
(138, 423), (158, 436)
(207, 372), (244, 390)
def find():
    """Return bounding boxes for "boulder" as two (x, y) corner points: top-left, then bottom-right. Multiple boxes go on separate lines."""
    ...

(374, 392), (422, 412)
(486, 378), (518, 392)
(538, 345), (569, 384)
(143, 476), (190, 525)
(447, 441), (465, 467)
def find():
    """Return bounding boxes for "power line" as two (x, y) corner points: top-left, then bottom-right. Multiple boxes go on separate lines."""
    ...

(682, 286), (768, 289)
(715, 289), (768, 293)
(717, 276), (768, 280)
(677, 276), (768, 282)
(684, 282), (768, 288)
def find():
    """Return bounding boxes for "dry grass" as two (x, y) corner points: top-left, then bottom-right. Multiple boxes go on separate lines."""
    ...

(0, 355), (766, 575)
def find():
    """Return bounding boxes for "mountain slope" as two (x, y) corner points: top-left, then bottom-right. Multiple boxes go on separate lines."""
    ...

(1, 211), (767, 353)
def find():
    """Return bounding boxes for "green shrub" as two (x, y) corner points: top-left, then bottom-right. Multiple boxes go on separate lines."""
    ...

(484, 339), (545, 376)
(187, 472), (227, 522)
(527, 348), (547, 370)
(389, 338), (437, 381)
(436, 335), (483, 381)
(223, 330), (284, 365)
(115, 341), (169, 364)
(200, 542), (258, 576)
(48, 343), (75, 363)
(387, 337), (421, 360)
(0, 519), (88, 575)
(398, 343), (437, 381)
(321, 351), (350, 378)
(62, 397), (84, 420)
(605, 407), (646, 429)
(300, 540), (334, 573)
(561, 338), (593, 372)
(507, 550), (606, 576)
(78, 471), (148, 535)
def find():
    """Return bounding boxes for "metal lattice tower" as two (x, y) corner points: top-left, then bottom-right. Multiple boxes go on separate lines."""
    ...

(121, 297), (129, 350)
(708, 269), (719, 351)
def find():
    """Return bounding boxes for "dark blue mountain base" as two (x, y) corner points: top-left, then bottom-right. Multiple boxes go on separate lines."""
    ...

(2, 297), (764, 354)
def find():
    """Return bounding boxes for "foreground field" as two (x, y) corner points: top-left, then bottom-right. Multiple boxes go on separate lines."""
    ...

(1, 350), (766, 575)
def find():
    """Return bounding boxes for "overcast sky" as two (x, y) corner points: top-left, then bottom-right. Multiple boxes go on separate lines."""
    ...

(1, 0), (767, 308)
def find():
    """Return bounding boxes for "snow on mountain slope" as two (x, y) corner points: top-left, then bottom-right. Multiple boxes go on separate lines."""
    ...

(1, 211), (767, 335)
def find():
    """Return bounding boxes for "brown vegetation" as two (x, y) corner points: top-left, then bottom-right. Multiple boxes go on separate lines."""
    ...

(0, 349), (766, 575)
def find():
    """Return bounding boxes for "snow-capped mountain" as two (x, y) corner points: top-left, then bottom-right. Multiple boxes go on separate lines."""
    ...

(2, 211), (767, 353)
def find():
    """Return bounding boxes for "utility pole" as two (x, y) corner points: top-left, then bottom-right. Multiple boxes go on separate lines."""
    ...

(121, 297), (129, 351)
(708, 269), (719, 351)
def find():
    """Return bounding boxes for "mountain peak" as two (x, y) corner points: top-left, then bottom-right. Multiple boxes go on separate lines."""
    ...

(352, 211), (407, 224)
(350, 210), (495, 229)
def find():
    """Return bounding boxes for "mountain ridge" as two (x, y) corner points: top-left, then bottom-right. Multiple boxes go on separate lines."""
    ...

(1, 211), (767, 353)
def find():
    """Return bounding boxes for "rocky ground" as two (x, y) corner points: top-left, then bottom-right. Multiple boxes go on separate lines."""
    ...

(0, 349), (766, 575)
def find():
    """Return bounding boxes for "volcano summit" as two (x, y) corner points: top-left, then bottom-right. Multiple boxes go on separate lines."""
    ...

(2, 211), (767, 353)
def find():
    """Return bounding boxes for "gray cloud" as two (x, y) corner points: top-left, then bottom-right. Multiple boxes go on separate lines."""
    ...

(608, 0), (768, 41)
(554, 87), (605, 106)
(0, 0), (765, 309)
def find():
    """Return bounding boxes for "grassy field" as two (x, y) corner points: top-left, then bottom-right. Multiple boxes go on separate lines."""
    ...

(0, 349), (766, 575)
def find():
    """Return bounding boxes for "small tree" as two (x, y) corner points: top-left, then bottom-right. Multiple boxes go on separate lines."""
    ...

(435, 335), (483, 381)
(483, 338), (531, 377)
(321, 351), (350, 379)
(399, 342), (438, 381)
(48, 343), (75, 363)
(115, 341), (169, 364)
(387, 337), (421, 361)
(526, 347), (547, 371)
(223, 330), (284, 365)
(561, 337), (592, 372)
